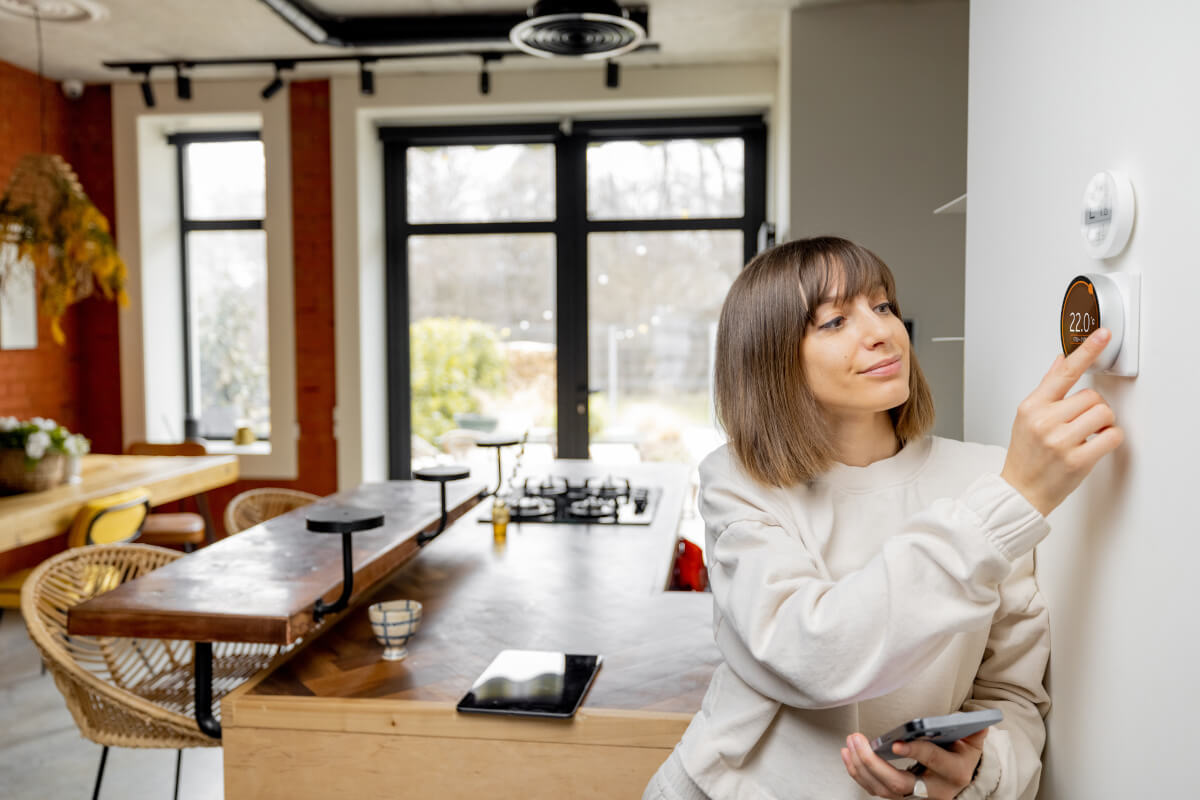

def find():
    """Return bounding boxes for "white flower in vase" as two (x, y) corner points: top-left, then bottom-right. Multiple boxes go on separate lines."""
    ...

(25, 430), (51, 460)
(0, 417), (19, 432)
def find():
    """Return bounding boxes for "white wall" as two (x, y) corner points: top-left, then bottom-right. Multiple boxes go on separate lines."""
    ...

(967, 2), (1197, 796)
(786, 1), (969, 440)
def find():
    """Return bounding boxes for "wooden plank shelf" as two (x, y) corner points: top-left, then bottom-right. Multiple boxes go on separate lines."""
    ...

(67, 479), (487, 644)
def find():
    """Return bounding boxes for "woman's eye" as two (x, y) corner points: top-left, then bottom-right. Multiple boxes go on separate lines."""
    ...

(876, 302), (893, 313)
(820, 316), (844, 330)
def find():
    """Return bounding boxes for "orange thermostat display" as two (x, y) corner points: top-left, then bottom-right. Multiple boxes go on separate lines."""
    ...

(1060, 277), (1101, 356)
(1059, 272), (1138, 376)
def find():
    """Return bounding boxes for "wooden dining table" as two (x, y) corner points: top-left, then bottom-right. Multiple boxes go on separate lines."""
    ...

(0, 453), (238, 554)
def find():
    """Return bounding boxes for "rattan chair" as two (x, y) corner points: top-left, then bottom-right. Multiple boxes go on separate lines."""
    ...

(21, 543), (289, 799)
(223, 487), (320, 535)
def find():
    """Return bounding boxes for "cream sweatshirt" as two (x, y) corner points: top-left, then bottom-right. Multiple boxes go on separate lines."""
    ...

(675, 434), (1052, 800)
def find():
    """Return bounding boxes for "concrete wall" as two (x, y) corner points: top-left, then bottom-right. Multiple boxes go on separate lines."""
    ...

(966, 1), (1196, 796)
(786, 1), (969, 440)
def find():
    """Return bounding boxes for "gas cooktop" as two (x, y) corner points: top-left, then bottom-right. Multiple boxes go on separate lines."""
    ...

(479, 475), (661, 525)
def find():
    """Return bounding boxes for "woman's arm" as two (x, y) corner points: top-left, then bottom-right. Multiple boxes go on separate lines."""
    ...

(954, 551), (1051, 800)
(704, 468), (1050, 709)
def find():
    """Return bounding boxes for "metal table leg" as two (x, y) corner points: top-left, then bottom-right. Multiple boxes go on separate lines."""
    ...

(194, 641), (221, 739)
(194, 493), (216, 545)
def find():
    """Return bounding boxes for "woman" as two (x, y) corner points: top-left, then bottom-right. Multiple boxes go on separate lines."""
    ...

(644, 237), (1123, 800)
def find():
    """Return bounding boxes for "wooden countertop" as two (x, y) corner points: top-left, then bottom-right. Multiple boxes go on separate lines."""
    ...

(232, 461), (721, 720)
(0, 454), (237, 552)
(68, 478), (487, 644)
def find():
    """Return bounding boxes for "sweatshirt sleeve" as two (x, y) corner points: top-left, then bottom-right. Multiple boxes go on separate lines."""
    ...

(954, 550), (1051, 800)
(703, 464), (1051, 709)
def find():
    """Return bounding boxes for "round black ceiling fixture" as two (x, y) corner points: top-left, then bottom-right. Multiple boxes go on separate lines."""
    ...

(510, 0), (646, 60)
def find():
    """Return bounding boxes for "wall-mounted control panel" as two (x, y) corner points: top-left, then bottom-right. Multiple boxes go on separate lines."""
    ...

(1080, 171), (1135, 259)
(1060, 272), (1140, 376)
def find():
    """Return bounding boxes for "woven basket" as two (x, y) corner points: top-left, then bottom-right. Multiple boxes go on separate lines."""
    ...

(0, 449), (65, 493)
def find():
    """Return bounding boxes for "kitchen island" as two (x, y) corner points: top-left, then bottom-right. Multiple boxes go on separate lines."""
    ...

(222, 461), (720, 799)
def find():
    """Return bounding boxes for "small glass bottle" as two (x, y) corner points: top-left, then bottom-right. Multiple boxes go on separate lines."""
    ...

(491, 492), (510, 544)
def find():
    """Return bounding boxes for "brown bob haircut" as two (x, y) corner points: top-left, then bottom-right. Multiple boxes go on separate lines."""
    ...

(713, 236), (935, 487)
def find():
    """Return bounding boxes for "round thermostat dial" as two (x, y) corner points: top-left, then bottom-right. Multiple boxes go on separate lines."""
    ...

(1060, 273), (1124, 370)
(1080, 171), (1135, 259)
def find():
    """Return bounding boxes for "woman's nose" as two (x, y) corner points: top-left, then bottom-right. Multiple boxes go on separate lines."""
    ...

(860, 307), (893, 342)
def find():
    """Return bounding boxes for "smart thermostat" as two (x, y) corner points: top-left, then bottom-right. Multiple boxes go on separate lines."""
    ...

(1060, 272), (1140, 376)
(1080, 171), (1135, 259)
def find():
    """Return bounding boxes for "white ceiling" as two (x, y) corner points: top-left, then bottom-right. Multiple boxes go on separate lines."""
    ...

(0, 0), (920, 85)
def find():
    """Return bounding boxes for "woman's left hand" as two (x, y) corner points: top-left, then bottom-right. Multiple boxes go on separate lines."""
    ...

(840, 729), (986, 799)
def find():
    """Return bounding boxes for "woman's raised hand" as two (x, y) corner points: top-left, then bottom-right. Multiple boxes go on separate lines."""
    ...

(999, 328), (1125, 518)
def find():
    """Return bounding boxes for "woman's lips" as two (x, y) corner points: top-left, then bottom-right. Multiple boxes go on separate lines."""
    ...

(861, 358), (901, 377)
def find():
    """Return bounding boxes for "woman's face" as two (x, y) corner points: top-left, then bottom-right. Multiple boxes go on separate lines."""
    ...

(800, 281), (911, 422)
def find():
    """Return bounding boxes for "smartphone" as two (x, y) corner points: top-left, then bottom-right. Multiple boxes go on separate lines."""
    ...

(870, 709), (1002, 760)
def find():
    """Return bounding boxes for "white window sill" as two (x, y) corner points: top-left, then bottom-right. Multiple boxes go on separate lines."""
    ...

(203, 441), (272, 456)
(200, 439), (297, 480)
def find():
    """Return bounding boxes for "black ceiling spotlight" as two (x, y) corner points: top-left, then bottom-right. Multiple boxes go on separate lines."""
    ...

(510, 0), (646, 59)
(137, 66), (155, 108)
(605, 59), (619, 89)
(479, 53), (502, 96)
(261, 61), (292, 99)
(175, 63), (192, 101)
(359, 58), (375, 96)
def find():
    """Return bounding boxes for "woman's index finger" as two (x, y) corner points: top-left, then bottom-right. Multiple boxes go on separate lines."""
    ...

(1032, 328), (1111, 403)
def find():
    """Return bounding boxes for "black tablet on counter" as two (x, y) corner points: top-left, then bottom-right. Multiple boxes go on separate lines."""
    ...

(455, 649), (603, 719)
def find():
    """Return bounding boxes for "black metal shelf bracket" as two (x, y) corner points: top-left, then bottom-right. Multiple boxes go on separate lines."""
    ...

(194, 641), (221, 739)
(306, 506), (386, 623)
(414, 465), (471, 546)
(312, 531), (355, 622)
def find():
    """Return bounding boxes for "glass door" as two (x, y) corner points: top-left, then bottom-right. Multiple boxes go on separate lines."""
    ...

(398, 136), (560, 479)
(585, 135), (748, 466)
(383, 119), (765, 480)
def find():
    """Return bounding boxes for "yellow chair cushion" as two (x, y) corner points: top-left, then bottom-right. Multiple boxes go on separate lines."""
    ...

(0, 567), (32, 609)
(68, 488), (151, 548)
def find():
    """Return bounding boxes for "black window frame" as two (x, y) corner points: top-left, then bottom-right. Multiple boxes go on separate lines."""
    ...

(381, 115), (766, 479)
(166, 129), (266, 442)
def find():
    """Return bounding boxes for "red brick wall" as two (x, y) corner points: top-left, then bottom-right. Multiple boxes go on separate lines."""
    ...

(0, 61), (82, 433)
(1, 67), (338, 560)
(0, 62), (118, 572)
(204, 80), (338, 534)
(68, 85), (124, 457)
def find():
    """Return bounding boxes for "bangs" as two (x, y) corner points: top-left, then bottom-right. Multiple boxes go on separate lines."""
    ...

(798, 239), (899, 328)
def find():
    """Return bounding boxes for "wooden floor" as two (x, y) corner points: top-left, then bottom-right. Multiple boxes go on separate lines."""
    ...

(0, 610), (223, 800)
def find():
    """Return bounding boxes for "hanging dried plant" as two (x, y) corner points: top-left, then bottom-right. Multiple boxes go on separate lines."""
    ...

(0, 153), (129, 345)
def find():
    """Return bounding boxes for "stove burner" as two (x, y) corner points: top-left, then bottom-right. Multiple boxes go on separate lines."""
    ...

(568, 496), (618, 519)
(511, 496), (556, 519)
(479, 478), (660, 526)
(585, 476), (631, 500)
(524, 476), (568, 498)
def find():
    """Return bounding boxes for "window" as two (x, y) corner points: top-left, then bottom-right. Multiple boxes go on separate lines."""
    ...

(382, 118), (765, 479)
(167, 131), (270, 441)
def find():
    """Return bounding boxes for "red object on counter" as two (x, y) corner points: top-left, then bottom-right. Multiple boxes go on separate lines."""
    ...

(670, 538), (708, 592)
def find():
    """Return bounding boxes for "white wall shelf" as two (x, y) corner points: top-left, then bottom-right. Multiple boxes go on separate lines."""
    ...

(933, 193), (967, 215)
